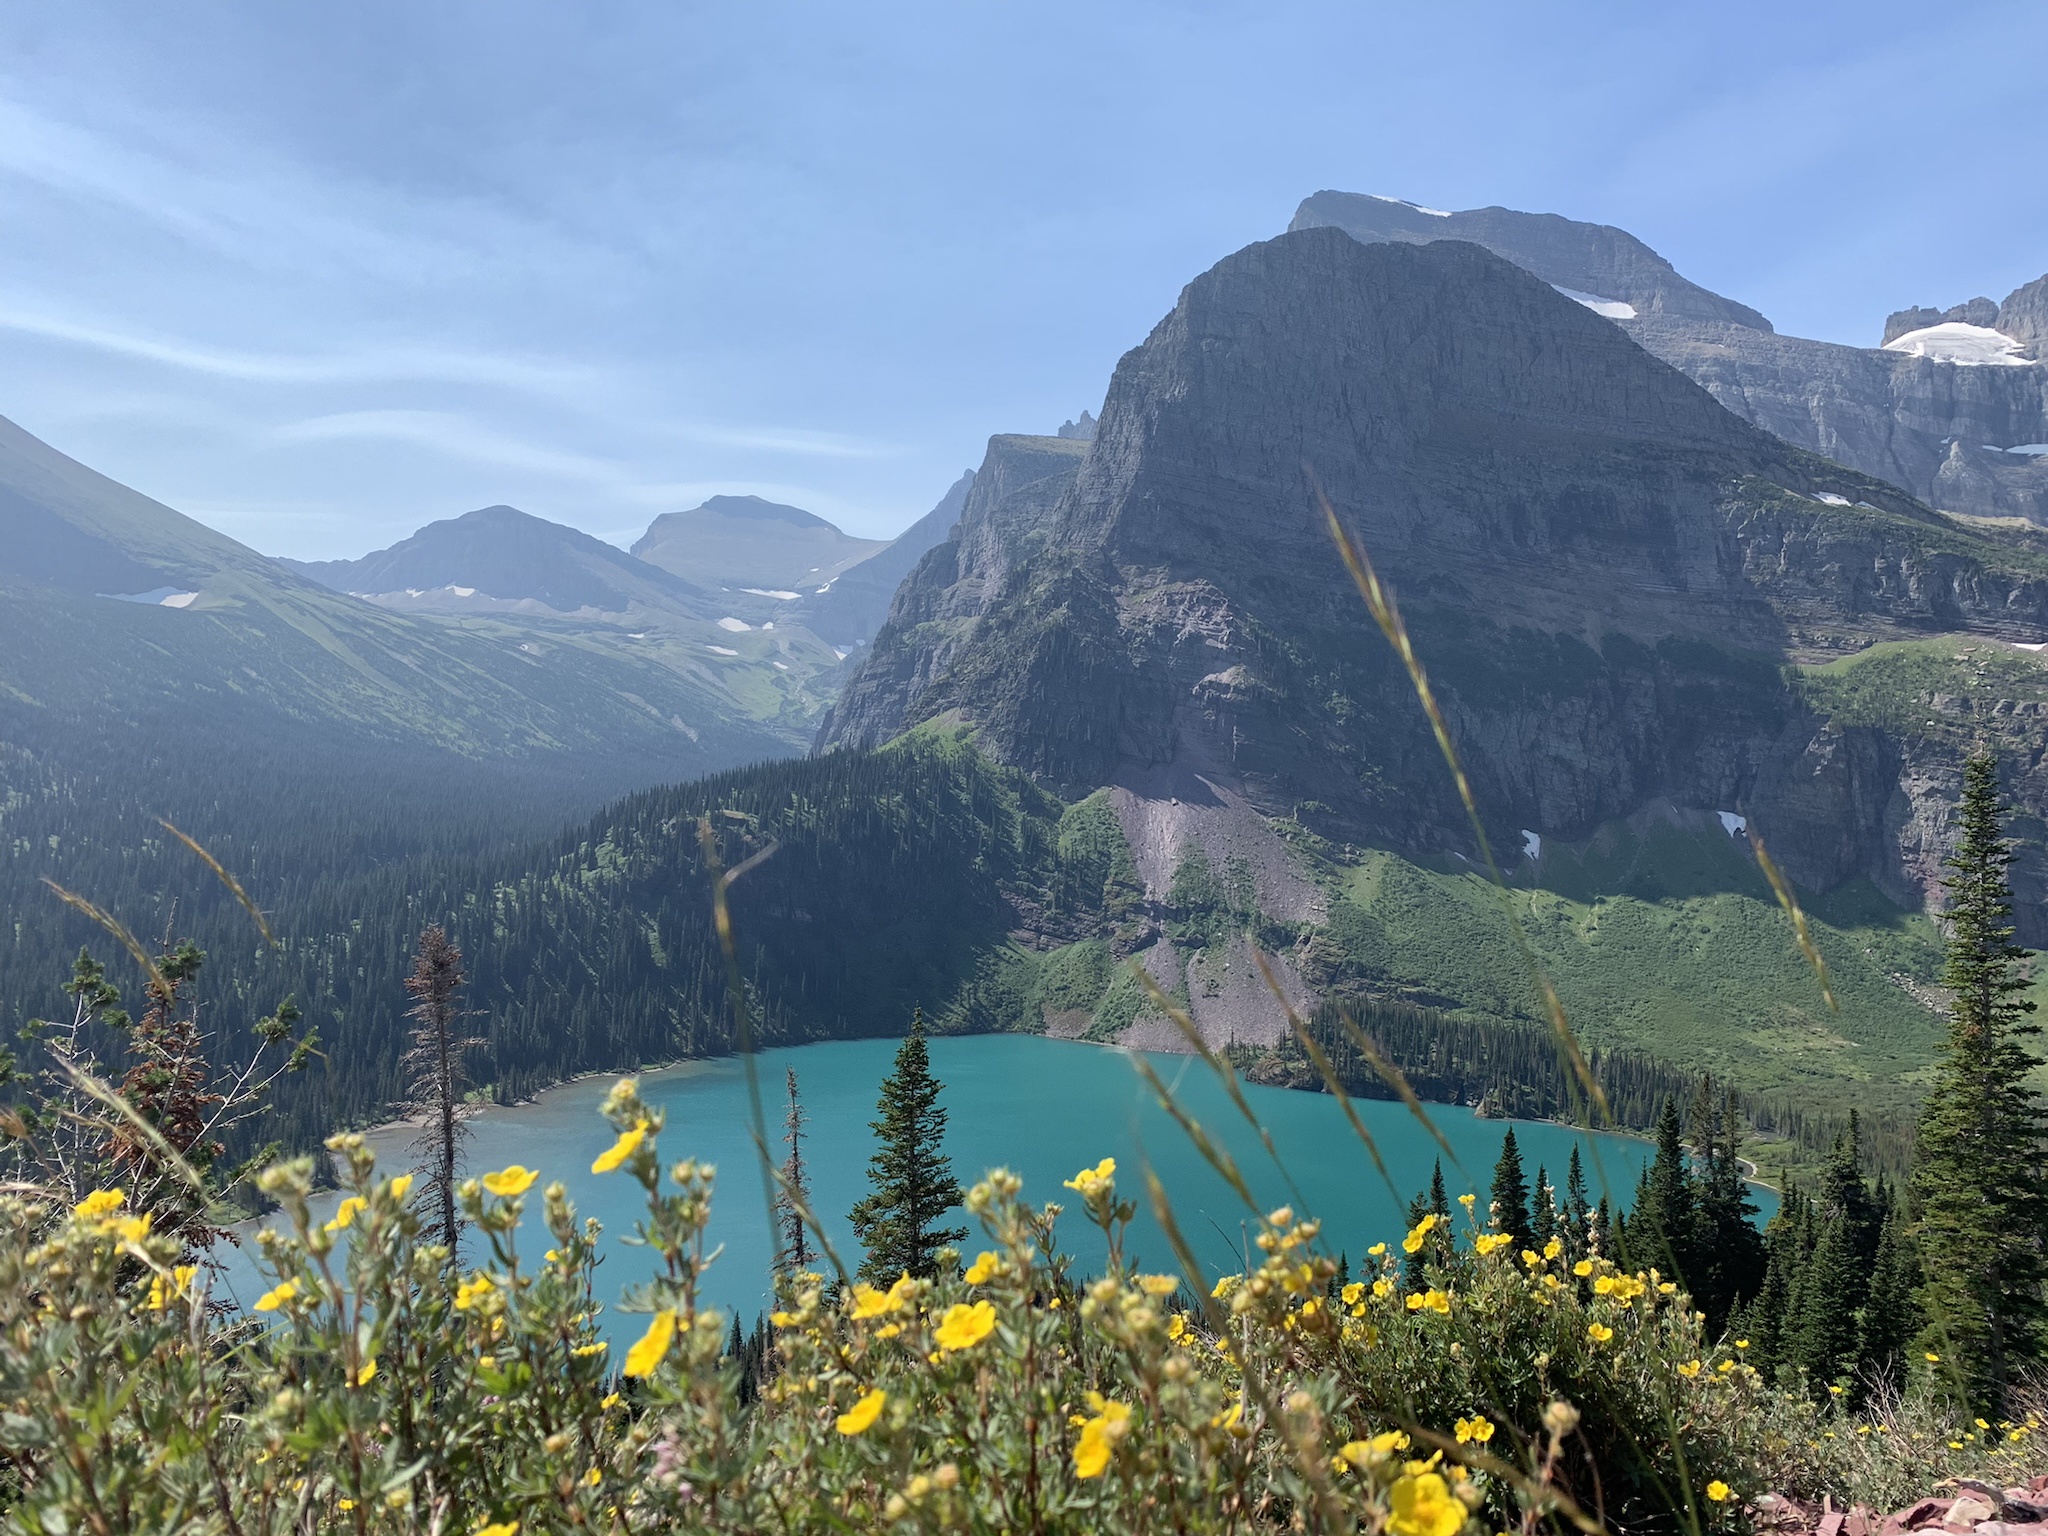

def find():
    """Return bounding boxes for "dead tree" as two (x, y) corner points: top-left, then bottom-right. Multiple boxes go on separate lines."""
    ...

(776, 1066), (815, 1273)
(401, 925), (483, 1260)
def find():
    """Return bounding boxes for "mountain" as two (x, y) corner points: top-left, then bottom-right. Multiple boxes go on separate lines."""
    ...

(814, 228), (2048, 1103)
(791, 469), (975, 647)
(0, 415), (845, 1061)
(631, 494), (888, 596)
(1291, 191), (1773, 329)
(1293, 192), (2048, 526)
(282, 504), (711, 617)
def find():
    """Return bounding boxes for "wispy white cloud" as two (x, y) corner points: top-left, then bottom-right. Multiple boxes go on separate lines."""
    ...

(0, 95), (587, 288)
(0, 303), (595, 396)
(662, 423), (903, 460)
(274, 409), (627, 486)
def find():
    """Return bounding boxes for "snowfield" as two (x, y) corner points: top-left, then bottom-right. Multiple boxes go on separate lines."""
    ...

(1551, 285), (1638, 320)
(1881, 322), (2034, 366)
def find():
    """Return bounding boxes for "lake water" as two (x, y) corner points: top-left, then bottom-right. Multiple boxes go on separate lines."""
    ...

(221, 1034), (1750, 1340)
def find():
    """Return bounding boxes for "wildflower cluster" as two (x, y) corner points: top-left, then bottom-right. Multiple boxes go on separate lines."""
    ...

(1, 1089), (2038, 1532)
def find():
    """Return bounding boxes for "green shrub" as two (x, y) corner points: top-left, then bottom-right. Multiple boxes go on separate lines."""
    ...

(5, 1076), (2039, 1533)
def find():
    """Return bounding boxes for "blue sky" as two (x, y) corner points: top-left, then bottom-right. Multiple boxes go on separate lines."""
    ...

(2, 2), (2043, 560)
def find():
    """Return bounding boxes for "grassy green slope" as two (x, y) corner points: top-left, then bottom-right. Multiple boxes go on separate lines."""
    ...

(1329, 847), (1944, 1115)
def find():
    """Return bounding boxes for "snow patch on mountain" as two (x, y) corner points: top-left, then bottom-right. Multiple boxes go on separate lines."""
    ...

(1551, 285), (1638, 320)
(1369, 193), (1450, 217)
(101, 587), (198, 608)
(1882, 322), (2035, 367)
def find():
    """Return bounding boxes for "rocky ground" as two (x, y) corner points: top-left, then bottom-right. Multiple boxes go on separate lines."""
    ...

(1755, 1476), (2048, 1536)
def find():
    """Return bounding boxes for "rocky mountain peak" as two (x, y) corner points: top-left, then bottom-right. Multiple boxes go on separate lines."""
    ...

(1290, 191), (1773, 331)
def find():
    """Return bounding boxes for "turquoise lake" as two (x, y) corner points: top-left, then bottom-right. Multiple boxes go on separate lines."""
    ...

(222, 1034), (1762, 1340)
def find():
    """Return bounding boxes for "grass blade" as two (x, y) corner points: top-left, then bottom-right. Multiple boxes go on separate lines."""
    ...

(1129, 962), (1310, 1213)
(1249, 945), (1403, 1205)
(696, 818), (851, 1289)
(1328, 1006), (1464, 1174)
(1314, 476), (1612, 1125)
(1747, 822), (1837, 1013)
(41, 878), (165, 992)
(159, 819), (275, 947)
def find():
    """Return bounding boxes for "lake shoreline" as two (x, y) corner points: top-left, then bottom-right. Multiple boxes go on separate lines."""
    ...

(341, 1028), (1689, 1182)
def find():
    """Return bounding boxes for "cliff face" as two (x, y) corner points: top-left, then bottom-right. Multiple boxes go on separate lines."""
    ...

(1622, 317), (2048, 525)
(816, 434), (1089, 749)
(1290, 192), (2048, 526)
(823, 231), (2048, 934)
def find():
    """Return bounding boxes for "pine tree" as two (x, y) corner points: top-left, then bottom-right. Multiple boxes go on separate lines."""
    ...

(849, 1011), (965, 1282)
(1693, 1088), (1765, 1330)
(1792, 1214), (1864, 1387)
(1632, 1099), (1698, 1288)
(1859, 1201), (1920, 1389)
(401, 926), (482, 1260)
(1490, 1128), (1533, 1249)
(775, 1067), (815, 1274)
(1819, 1113), (1882, 1270)
(1563, 1145), (1593, 1262)
(1910, 750), (2048, 1410)
(1428, 1159), (1449, 1218)
(1531, 1165), (1557, 1251)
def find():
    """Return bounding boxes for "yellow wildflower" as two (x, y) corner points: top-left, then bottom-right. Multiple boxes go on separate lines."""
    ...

(253, 1279), (300, 1313)
(1373, 1277), (1395, 1300)
(1455, 1414), (1495, 1444)
(477, 1524), (520, 1536)
(146, 1264), (198, 1311)
(1137, 1273), (1179, 1296)
(850, 1277), (913, 1319)
(1474, 1232), (1513, 1256)
(1677, 1360), (1703, 1378)
(74, 1189), (126, 1223)
(1211, 1274), (1241, 1299)
(1341, 1281), (1366, 1305)
(836, 1387), (886, 1435)
(1367, 1242), (1388, 1257)
(324, 1197), (367, 1233)
(454, 1273), (497, 1312)
(481, 1165), (538, 1197)
(934, 1300), (997, 1352)
(1389, 1470), (1466, 1536)
(623, 1309), (679, 1377)
(1522, 1249), (1542, 1267)
(1405, 1289), (1451, 1315)
(1573, 1259), (1594, 1277)
(591, 1121), (649, 1174)
(1457, 1193), (1476, 1209)
(350, 1359), (378, 1387)
(1166, 1314), (1188, 1342)
(1705, 1481), (1731, 1503)
(1073, 1399), (1132, 1478)
(1586, 1322), (1614, 1344)
(964, 1251), (999, 1285)
(388, 1173), (414, 1201)
(1063, 1157), (1116, 1197)
(1543, 1237), (1562, 1259)
(1924, 1351), (1941, 1363)
(1402, 1213), (1440, 1254)
(573, 1342), (607, 1357)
